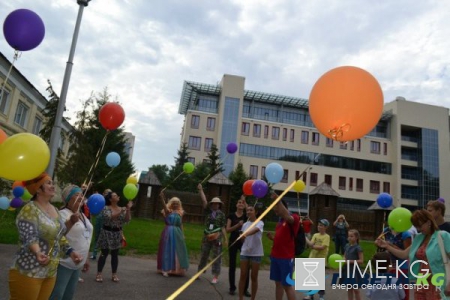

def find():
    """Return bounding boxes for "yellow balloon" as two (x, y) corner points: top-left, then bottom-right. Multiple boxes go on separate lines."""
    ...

(126, 176), (138, 185)
(293, 180), (306, 192)
(0, 133), (50, 181)
(8, 206), (16, 211)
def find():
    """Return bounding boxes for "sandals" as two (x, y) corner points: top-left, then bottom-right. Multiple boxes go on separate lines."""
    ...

(95, 274), (103, 283)
(112, 274), (120, 283)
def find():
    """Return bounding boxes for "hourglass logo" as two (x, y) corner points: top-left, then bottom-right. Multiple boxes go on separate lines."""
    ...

(294, 258), (325, 290)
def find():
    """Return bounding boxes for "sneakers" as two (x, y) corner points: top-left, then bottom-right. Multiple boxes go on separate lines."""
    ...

(90, 255), (96, 260)
(211, 277), (218, 284)
(162, 272), (169, 277)
(244, 290), (251, 297)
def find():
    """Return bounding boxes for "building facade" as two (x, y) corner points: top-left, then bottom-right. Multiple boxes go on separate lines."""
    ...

(123, 131), (136, 161)
(178, 74), (450, 219)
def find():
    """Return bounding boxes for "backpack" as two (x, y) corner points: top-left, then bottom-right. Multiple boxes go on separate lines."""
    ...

(289, 217), (306, 256)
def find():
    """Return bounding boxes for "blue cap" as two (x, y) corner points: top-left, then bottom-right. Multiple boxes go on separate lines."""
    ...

(319, 219), (330, 227)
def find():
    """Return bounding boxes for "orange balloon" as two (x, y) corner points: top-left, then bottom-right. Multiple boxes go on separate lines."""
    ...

(0, 128), (7, 145)
(309, 66), (384, 142)
(12, 180), (25, 189)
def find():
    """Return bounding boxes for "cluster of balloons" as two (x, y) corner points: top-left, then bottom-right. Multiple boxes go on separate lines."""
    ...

(242, 179), (268, 198)
(3, 9), (45, 52)
(376, 193), (393, 208)
(309, 66), (384, 142)
(0, 180), (33, 211)
(0, 130), (50, 181)
(123, 175), (139, 200)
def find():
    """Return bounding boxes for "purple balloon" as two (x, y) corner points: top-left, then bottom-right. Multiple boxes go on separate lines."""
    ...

(10, 197), (24, 208)
(3, 9), (45, 51)
(438, 197), (445, 204)
(226, 142), (238, 154)
(377, 193), (393, 208)
(251, 179), (268, 199)
(87, 194), (105, 215)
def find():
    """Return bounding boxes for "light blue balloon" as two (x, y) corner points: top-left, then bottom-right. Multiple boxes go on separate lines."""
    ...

(0, 196), (10, 210)
(106, 152), (121, 167)
(265, 162), (284, 184)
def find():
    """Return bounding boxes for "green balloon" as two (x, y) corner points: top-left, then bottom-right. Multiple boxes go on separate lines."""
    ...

(22, 189), (32, 201)
(123, 183), (138, 200)
(328, 253), (344, 269)
(183, 162), (195, 174)
(388, 207), (412, 232)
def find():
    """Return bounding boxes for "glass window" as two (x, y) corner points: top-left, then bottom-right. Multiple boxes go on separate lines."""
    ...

(272, 127), (280, 140)
(241, 122), (250, 135)
(204, 138), (213, 152)
(339, 176), (346, 190)
(253, 124), (261, 137)
(281, 169), (288, 183)
(14, 101), (29, 128)
(350, 141), (355, 151)
(383, 143), (387, 155)
(340, 142), (348, 149)
(326, 138), (333, 148)
(357, 139), (361, 151)
(0, 89), (11, 114)
(383, 182), (390, 193)
(188, 136), (201, 150)
(370, 180), (380, 193)
(349, 178), (353, 191)
(187, 157), (195, 164)
(301, 131), (309, 144)
(261, 166), (266, 179)
(33, 117), (42, 135)
(264, 125), (269, 139)
(206, 117), (215, 131)
(249, 165), (258, 179)
(282, 128), (287, 141)
(356, 179), (363, 192)
(191, 115), (200, 129)
(310, 172), (318, 186)
(312, 132), (320, 145)
(325, 174), (332, 186)
(371, 141), (381, 154)
(290, 129), (295, 142)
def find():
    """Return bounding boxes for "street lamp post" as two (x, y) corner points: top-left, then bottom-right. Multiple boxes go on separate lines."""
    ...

(306, 166), (313, 215)
(46, 0), (91, 177)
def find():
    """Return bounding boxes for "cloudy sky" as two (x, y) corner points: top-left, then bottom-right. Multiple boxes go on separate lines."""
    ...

(1, 0), (450, 173)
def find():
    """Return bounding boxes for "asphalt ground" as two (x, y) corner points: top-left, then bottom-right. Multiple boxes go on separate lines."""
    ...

(0, 243), (371, 300)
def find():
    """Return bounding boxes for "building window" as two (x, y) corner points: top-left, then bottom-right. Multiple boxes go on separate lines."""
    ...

(357, 139), (361, 151)
(383, 182), (390, 193)
(356, 178), (363, 192)
(326, 138), (333, 147)
(350, 141), (355, 151)
(14, 101), (29, 128)
(340, 142), (348, 149)
(371, 141), (381, 154)
(370, 180), (380, 193)
(249, 165), (258, 179)
(188, 136), (201, 150)
(301, 131), (309, 144)
(32, 117), (42, 135)
(204, 138), (213, 152)
(0, 89), (11, 114)
(282, 128), (287, 141)
(325, 174), (332, 186)
(187, 157), (195, 164)
(281, 169), (288, 183)
(310, 172), (318, 186)
(206, 117), (215, 131)
(339, 176), (346, 190)
(203, 158), (211, 164)
(261, 166), (266, 179)
(383, 143), (387, 155)
(191, 115), (200, 129)
(312, 132), (320, 145)
(241, 122), (250, 135)
(272, 127), (280, 140)
(349, 178), (353, 191)
(253, 124), (261, 137)
(264, 125), (269, 139)
(290, 129), (295, 142)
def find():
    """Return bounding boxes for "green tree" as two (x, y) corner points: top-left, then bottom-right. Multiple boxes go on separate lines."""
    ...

(206, 143), (224, 176)
(228, 161), (250, 209)
(149, 164), (169, 186)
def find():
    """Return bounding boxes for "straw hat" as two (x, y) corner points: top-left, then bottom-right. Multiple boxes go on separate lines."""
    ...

(210, 197), (223, 206)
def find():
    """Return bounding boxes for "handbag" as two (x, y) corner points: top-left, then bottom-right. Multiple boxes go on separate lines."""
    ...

(436, 231), (450, 286)
(121, 232), (127, 247)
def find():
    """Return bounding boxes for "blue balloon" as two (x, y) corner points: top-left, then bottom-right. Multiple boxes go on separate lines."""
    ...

(265, 163), (284, 184)
(0, 196), (9, 210)
(377, 193), (393, 208)
(87, 194), (106, 215)
(106, 152), (121, 167)
(12, 186), (25, 198)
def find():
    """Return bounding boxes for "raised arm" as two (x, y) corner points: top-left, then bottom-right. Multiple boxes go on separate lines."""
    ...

(197, 183), (207, 209)
(275, 201), (294, 224)
(159, 192), (169, 215)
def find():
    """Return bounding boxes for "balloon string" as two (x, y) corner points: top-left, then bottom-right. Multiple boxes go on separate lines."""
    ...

(328, 123), (351, 141)
(167, 180), (296, 299)
(198, 152), (230, 185)
(0, 51), (20, 107)
(83, 131), (110, 188)
(160, 171), (185, 194)
(96, 167), (115, 184)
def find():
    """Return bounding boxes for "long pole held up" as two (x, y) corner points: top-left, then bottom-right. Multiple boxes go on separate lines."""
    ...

(47, 0), (91, 177)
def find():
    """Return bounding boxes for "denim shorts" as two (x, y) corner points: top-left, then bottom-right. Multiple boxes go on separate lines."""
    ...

(240, 255), (262, 263)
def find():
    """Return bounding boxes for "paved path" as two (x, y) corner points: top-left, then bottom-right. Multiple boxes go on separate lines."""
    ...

(0, 244), (352, 300)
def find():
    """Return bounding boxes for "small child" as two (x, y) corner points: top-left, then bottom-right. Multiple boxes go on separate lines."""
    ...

(305, 219), (330, 300)
(366, 252), (405, 300)
(343, 229), (363, 300)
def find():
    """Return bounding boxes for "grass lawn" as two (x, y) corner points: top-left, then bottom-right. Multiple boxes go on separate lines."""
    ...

(0, 212), (378, 269)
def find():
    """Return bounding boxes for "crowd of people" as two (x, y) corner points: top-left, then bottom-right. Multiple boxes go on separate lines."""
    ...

(6, 173), (450, 300)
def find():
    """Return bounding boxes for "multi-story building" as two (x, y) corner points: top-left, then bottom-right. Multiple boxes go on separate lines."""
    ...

(178, 74), (450, 219)
(123, 131), (136, 161)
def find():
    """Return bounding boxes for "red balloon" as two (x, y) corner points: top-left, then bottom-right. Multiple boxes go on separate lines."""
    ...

(0, 128), (7, 144)
(98, 103), (125, 130)
(243, 180), (255, 196)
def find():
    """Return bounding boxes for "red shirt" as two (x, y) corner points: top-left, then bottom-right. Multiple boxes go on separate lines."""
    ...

(270, 214), (300, 259)
(302, 219), (312, 233)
